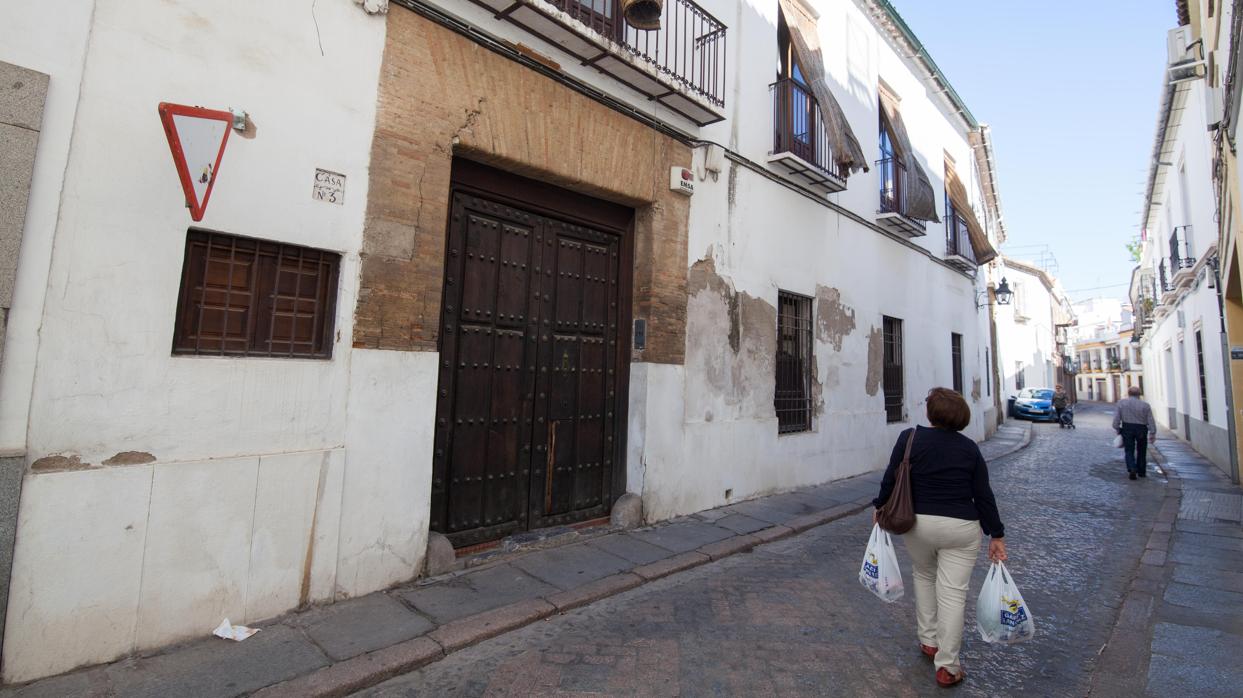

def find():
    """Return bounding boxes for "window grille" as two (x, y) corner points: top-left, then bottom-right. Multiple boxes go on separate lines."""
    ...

(172, 229), (340, 359)
(883, 316), (904, 423)
(776, 291), (813, 433)
(1195, 330), (1209, 421)
(951, 333), (964, 394)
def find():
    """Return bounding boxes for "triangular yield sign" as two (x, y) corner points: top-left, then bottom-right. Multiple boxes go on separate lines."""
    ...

(158, 102), (233, 222)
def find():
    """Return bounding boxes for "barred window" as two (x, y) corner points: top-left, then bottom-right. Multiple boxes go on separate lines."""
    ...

(776, 291), (813, 433)
(883, 316), (904, 423)
(951, 333), (964, 394)
(172, 229), (340, 358)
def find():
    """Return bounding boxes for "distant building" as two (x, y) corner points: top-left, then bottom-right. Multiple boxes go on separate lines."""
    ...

(993, 257), (1076, 400)
(1074, 327), (1144, 403)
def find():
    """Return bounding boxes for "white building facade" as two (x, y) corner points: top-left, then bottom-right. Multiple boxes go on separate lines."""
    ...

(0, 0), (1007, 681)
(992, 257), (1074, 401)
(1131, 20), (1232, 473)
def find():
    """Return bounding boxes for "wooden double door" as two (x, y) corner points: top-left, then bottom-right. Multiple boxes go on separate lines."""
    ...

(431, 163), (632, 548)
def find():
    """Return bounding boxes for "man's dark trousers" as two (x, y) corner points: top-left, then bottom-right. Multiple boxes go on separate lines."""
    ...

(1121, 423), (1149, 476)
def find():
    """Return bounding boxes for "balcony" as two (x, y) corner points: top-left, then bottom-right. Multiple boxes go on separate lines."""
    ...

(767, 79), (847, 195)
(468, 0), (727, 125)
(944, 211), (977, 271)
(1170, 225), (1196, 287)
(874, 156), (928, 238)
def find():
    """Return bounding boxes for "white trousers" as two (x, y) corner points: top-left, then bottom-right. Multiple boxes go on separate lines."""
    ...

(902, 514), (981, 674)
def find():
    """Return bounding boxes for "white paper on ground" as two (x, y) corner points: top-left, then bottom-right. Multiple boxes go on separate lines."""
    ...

(213, 618), (260, 642)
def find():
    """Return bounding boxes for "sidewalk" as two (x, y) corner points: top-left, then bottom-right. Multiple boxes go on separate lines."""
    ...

(1091, 432), (1243, 697)
(3, 422), (1032, 698)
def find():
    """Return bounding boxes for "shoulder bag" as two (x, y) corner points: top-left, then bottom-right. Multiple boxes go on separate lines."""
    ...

(878, 429), (917, 534)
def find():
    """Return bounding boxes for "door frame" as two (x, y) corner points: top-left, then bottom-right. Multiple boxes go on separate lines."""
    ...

(432, 157), (636, 543)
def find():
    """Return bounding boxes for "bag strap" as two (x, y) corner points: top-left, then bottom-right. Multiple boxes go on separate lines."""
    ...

(901, 428), (915, 465)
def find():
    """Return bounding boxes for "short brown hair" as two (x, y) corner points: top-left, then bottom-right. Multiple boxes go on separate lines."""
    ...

(926, 387), (971, 431)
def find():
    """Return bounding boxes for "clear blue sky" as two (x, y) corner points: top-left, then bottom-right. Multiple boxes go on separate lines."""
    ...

(892, 1), (1177, 303)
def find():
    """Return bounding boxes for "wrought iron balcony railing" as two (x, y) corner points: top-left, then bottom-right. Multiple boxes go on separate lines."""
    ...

(1170, 225), (1196, 270)
(945, 209), (977, 264)
(877, 156), (907, 216)
(549, 0), (726, 108)
(771, 79), (843, 181)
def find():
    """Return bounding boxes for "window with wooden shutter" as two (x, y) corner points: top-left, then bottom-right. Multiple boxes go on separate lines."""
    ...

(172, 229), (340, 358)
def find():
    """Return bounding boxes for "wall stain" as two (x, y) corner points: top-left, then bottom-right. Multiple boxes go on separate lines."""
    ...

(687, 252), (777, 419)
(815, 286), (856, 352)
(102, 451), (156, 466)
(865, 326), (884, 396)
(30, 454), (90, 473)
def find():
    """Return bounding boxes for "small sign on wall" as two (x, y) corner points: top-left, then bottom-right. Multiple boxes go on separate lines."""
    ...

(1231, 346), (1243, 360)
(313, 169), (345, 205)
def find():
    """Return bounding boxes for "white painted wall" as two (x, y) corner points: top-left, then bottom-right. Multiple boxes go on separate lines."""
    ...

(1137, 75), (1230, 468)
(994, 263), (1059, 398)
(0, 0), (95, 452)
(2, 1), (401, 682)
(630, 0), (999, 522)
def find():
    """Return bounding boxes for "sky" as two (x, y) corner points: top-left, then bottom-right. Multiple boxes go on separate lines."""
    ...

(891, 0), (1177, 305)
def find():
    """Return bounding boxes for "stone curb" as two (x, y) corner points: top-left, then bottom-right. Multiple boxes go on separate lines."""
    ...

(254, 499), (877, 696)
(251, 637), (444, 698)
(427, 598), (556, 653)
(981, 421), (1033, 463)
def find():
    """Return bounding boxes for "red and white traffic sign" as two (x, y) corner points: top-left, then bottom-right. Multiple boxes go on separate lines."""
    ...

(158, 103), (233, 222)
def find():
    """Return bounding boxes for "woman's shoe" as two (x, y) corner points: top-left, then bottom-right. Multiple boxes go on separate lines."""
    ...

(936, 667), (965, 687)
(920, 644), (938, 658)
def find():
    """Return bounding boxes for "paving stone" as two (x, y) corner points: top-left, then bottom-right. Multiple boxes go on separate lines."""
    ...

(1173, 531), (1243, 553)
(629, 520), (733, 553)
(101, 624), (328, 698)
(786, 488), (854, 510)
(1147, 653), (1243, 698)
(1175, 519), (1243, 539)
(711, 513), (770, 535)
(720, 499), (797, 525)
(511, 543), (632, 590)
(1116, 592), (1154, 629)
(1169, 546), (1243, 572)
(1163, 581), (1243, 614)
(545, 573), (643, 612)
(2, 668), (111, 698)
(630, 551), (709, 581)
(1171, 564), (1243, 592)
(751, 525), (794, 543)
(697, 534), (758, 560)
(252, 637), (443, 698)
(1140, 549), (1167, 566)
(1152, 622), (1243, 663)
(585, 532), (676, 565)
(299, 595), (434, 662)
(427, 599), (555, 653)
(401, 564), (558, 625)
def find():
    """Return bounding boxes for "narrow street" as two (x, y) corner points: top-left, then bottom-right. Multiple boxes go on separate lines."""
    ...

(360, 404), (1167, 697)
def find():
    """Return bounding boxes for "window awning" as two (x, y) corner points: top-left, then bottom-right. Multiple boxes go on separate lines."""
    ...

(778, 0), (868, 175)
(944, 160), (997, 264)
(879, 90), (939, 222)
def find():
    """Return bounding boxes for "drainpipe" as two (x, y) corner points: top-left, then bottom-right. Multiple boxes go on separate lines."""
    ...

(1212, 254), (1241, 483)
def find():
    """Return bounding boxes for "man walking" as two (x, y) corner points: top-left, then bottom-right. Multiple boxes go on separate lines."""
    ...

(1113, 386), (1157, 480)
(1053, 385), (1069, 427)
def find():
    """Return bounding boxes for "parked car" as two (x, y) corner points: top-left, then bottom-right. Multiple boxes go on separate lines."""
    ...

(1011, 388), (1058, 422)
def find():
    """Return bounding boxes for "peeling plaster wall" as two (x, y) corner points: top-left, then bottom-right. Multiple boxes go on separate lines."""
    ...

(636, 0), (1001, 520)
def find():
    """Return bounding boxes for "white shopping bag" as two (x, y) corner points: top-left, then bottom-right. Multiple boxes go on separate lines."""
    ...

(859, 524), (904, 603)
(976, 562), (1036, 644)
(1113, 434), (1124, 448)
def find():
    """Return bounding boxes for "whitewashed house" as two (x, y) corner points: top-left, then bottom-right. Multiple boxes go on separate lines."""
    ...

(0, 0), (1008, 681)
(1131, 19), (1232, 473)
(992, 257), (1075, 403)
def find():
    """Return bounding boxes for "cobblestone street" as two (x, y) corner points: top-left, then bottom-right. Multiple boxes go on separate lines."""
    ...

(360, 405), (1171, 697)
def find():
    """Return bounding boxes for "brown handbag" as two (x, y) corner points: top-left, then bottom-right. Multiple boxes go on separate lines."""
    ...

(878, 429), (916, 534)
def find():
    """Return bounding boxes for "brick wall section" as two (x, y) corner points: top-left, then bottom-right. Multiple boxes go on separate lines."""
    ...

(356, 8), (690, 364)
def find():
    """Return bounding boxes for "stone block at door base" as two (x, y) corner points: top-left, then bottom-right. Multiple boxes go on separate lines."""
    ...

(423, 532), (456, 577)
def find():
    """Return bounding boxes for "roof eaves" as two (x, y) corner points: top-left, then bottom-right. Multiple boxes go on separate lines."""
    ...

(869, 0), (979, 130)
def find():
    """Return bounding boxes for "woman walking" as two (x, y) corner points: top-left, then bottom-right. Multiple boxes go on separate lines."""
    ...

(872, 388), (1007, 687)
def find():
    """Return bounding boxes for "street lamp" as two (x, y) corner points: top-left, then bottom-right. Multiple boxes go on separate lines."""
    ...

(976, 277), (1014, 308)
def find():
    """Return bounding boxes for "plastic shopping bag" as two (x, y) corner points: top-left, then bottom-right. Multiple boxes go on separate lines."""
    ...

(976, 562), (1036, 644)
(859, 524), (904, 603)
(1113, 434), (1124, 449)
